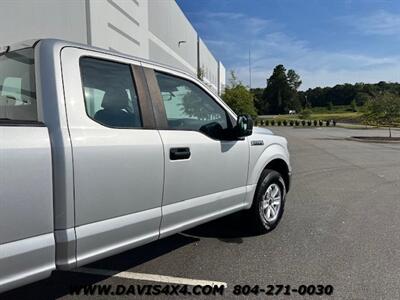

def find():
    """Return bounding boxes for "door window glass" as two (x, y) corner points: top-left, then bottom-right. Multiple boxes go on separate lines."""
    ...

(155, 72), (228, 131)
(80, 57), (142, 128)
(0, 48), (37, 122)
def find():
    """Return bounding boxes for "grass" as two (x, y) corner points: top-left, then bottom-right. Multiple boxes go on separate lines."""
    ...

(258, 105), (363, 123)
(258, 111), (362, 122)
(309, 105), (355, 114)
(311, 111), (362, 122)
(257, 105), (400, 126)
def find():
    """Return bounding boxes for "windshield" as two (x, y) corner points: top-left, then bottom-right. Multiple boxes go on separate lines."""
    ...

(0, 48), (37, 122)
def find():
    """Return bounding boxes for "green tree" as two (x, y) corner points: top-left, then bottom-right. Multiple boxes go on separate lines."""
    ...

(327, 101), (333, 111)
(287, 69), (302, 90)
(350, 99), (357, 112)
(287, 69), (302, 112)
(301, 81), (400, 108)
(363, 93), (400, 138)
(250, 88), (266, 114)
(221, 71), (257, 119)
(354, 92), (371, 106)
(299, 108), (312, 119)
(262, 65), (293, 114)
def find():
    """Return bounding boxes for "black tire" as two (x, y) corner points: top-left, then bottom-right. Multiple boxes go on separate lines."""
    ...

(248, 169), (286, 233)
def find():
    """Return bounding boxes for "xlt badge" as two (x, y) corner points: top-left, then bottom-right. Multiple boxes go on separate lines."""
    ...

(251, 140), (264, 146)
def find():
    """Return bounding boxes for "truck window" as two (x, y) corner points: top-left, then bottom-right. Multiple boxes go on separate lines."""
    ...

(155, 71), (228, 131)
(80, 57), (142, 128)
(0, 48), (37, 122)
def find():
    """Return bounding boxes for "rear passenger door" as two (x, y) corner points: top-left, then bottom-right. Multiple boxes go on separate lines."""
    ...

(143, 66), (249, 237)
(61, 48), (164, 266)
(0, 47), (54, 292)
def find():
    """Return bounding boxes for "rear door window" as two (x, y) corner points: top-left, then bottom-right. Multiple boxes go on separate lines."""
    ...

(0, 48), (37, 122)
(80, 57), (142, 128)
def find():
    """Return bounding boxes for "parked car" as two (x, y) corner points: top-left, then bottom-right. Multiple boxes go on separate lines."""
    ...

(0, 39), (291, 293)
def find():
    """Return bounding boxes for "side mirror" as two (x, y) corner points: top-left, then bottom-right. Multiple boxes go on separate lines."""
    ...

(235, 114), (253, 137)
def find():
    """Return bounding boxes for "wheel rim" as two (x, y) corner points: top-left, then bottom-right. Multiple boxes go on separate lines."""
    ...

(261, 183), (281, 222)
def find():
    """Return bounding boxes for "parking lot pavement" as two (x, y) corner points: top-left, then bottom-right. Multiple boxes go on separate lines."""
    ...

(3, 127), (400, 299)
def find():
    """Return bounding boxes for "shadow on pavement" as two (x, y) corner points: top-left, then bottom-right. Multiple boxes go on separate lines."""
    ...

(184, 211), (262, 243)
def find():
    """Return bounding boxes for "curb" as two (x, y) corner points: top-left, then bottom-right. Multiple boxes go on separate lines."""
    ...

(346, 137), (400, 144)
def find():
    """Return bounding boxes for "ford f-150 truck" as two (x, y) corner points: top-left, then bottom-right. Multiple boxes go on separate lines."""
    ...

(0, 39), (291, 293)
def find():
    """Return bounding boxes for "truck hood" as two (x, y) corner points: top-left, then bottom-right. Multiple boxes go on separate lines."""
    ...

(252, 126), (274, 136)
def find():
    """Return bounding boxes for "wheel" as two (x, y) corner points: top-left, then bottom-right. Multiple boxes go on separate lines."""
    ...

(248, 169), (286, 233)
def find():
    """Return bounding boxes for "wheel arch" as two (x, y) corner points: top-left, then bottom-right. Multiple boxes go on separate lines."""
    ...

(248, 144), (291, 187)
(263, 159), (290, 192)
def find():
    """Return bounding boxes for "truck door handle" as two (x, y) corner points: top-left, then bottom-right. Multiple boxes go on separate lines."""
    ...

(170, 147), (191, 160)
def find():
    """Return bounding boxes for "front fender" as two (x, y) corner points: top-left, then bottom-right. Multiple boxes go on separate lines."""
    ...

(244, 143), (291, 209)
(248, 143), (291, 185)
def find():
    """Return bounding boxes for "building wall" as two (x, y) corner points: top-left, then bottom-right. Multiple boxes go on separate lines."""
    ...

(148, 0), (197, 74)
(88, 0), (149, 59)
(219, 62), (226, 95)
(199, 38), (219, 92)
(148, 39), (189, 73)
(0, 0), (226, 94)
(0, 0), (87, 46)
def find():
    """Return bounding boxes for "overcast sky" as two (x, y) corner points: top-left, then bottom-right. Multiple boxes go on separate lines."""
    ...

(176, 0), (400, 90)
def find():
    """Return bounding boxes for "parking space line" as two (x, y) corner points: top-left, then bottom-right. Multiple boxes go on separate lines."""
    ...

(71, 267), (228, 287)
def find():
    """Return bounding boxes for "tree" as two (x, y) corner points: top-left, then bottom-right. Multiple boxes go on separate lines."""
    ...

(354, 92), (371, 106)
(262, 65), (293, 114)
(221, 71), (257, 119)
(287, 69), (302, 112)
(287, 69), (302, 90)
(197, 66), (205, 81)
(250, 88), (266, 114)
(363, 93), (400, 138)
(299, 108), (312, 119)
(300, 81), (400, 109)
(350, 99), (357, 112)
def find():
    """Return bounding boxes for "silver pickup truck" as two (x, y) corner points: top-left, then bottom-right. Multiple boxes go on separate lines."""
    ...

(0, 39), (291, 293)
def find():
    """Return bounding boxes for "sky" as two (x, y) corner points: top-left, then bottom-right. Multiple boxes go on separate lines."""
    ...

(176, 0), (400, 90)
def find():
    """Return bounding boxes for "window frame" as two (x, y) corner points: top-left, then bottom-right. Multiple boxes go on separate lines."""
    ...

(143, 67), (236, 136)
(78, 56), (155, 130)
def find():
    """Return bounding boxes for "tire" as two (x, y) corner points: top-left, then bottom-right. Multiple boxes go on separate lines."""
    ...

(248, 169), (286, 233)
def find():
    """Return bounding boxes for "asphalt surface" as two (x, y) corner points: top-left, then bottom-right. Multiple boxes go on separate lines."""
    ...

(2, 127), (400, 299)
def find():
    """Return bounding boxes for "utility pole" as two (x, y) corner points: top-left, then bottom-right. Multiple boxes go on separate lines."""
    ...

(249, 48), (252, 90)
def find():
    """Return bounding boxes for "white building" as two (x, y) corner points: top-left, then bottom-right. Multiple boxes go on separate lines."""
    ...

(0, 0), (226, 95)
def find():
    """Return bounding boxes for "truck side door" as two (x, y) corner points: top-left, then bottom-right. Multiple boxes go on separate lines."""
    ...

(0, 48), (54, 293)
(61, 48), (164, 266)
(143, 66), (250, 237)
